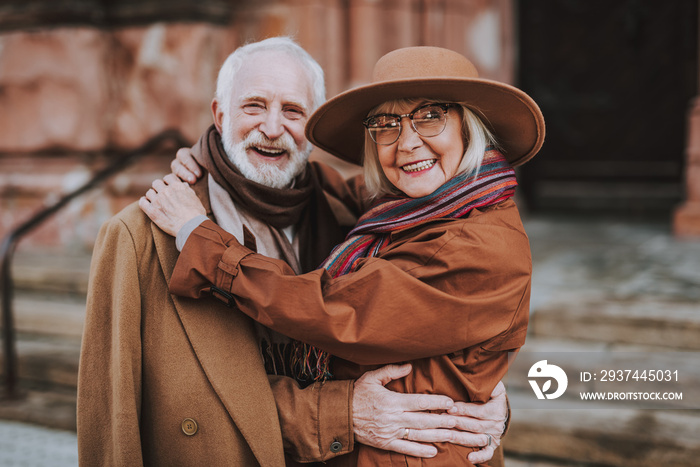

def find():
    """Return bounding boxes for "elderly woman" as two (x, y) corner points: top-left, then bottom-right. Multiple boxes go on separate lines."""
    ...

(143, 46), (544, 466)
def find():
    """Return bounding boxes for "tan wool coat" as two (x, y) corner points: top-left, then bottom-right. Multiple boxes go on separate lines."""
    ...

(77, 176), (355, 466)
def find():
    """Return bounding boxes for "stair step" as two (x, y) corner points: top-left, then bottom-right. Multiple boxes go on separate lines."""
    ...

(1, 294), (85, 339)
(530, 300), (700, 350)
(0, 333), (80, 433)
(0, 336), (80, 389)
(506, 391), (700, 466)
(503, 457), (569, 467)
(12, 252), (91, 295)
(0, 389), (76, 432)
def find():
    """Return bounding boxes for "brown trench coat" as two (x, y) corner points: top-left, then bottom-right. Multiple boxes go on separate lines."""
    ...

(170, 197), (531, 466)
(77, 183), (355, 466)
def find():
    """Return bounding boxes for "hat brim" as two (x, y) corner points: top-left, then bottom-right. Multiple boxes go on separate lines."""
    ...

(306, 77), (545, 167)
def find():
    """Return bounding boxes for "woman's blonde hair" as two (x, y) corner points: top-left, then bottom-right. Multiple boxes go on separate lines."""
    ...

(363, 99), (498, 199)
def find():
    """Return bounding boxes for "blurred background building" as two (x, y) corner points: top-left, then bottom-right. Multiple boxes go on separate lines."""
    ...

(1, 1), (699, 466)
(1, 0), (698, 252)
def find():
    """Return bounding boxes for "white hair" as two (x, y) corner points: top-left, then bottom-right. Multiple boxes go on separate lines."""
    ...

(215, 36), (326, 116)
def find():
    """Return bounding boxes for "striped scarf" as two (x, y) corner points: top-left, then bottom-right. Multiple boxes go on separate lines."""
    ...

(292, 147), (518, 382)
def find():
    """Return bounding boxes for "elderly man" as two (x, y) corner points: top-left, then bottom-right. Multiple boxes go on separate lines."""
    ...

(79, 37), (506, 466)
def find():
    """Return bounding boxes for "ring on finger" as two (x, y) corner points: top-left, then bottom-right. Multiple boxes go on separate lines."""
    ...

(403, 428), (410, 440)
(486, 434), (492, 447)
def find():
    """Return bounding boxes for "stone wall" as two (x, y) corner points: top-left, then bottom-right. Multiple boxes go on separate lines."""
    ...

(0, 23), (238, 252)
(0, 0), (524, 252)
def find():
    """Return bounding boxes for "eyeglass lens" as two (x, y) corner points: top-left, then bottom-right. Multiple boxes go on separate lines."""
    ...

(367, 105), (449, 145)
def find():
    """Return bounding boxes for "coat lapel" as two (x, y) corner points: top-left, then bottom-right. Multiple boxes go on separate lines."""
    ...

(151, 203), (284, 466)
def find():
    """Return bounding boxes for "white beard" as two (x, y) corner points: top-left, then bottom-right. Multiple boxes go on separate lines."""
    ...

(221, 114), (311, 189)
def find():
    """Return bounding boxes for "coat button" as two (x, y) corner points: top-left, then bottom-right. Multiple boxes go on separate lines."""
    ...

(181, 418), (198, 436)
(330, 441), (343, 453)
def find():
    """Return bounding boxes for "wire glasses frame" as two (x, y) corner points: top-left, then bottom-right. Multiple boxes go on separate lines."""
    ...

(362, 103), (456, 145)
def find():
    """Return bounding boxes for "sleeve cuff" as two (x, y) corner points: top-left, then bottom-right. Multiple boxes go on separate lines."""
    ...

(315, 379), (355, 460)
(176, 214), (209, 251)
(268, 376), (355, 463)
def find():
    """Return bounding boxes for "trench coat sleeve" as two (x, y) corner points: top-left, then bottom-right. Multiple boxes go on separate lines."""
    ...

(270, 376), (354, 462)
(77, 217), (144, 466)
(170, 202), (530, 365)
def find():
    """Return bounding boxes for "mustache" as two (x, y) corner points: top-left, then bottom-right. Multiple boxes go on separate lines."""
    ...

(243, 130), (296, 153)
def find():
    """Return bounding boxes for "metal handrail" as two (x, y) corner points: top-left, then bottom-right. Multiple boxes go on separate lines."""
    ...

(1, 129), (188, 398)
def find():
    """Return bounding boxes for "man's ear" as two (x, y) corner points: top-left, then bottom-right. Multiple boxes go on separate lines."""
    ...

(211, 98), (224, 133)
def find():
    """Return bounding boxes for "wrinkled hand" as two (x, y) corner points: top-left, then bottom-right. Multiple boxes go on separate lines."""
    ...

(447, 381), (507, 464)
(353, 364), (501, 460)
(139, 173), (206, 237)
(171, 147), (203, 184)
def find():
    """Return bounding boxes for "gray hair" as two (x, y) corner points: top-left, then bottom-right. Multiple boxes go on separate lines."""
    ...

(215, 36), (326, 116)
(362, 99), (498, 199)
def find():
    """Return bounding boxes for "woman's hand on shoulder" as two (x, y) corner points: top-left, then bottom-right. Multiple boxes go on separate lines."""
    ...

(139, 174), (206, 237)
(172, 147), (202, 184)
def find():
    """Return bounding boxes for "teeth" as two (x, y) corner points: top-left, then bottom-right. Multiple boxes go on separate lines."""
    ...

(255, 146), (284, 155)
(402, 160), (436, 173)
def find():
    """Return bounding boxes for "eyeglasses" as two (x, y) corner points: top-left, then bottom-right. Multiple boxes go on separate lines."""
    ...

(362, 103), (456, 145)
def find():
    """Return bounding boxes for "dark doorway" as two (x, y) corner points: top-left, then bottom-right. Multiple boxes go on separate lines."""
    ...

(517, 0), (697, 217)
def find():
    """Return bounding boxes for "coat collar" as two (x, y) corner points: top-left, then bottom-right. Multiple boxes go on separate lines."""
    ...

(150, 180), (284, 466)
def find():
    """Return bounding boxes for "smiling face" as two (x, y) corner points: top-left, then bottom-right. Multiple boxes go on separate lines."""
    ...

(375, 101), (465, 198)
(213, 50), (314, 188)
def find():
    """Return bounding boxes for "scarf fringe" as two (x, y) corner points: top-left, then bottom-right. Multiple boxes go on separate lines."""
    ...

(291, 342), (334, 383)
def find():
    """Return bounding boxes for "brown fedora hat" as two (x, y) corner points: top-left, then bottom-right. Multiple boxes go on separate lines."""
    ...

(306, 46), (545, 166)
